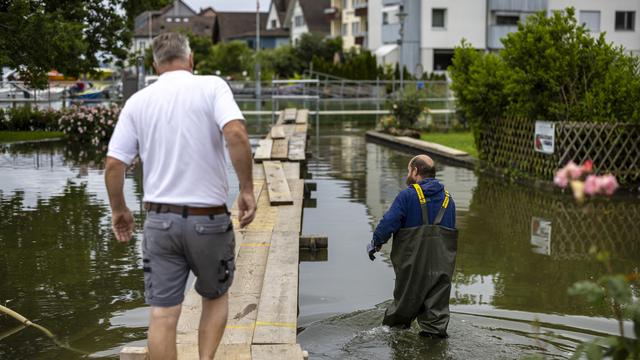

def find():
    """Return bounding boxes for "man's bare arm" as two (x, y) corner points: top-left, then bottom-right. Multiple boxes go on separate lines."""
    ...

(223, 120), (256, 227)
(105, 156), (134, 242)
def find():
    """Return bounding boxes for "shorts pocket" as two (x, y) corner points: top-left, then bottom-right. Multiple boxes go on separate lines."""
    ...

(195, 216), (232, 234)
(145, 218), (173, 231)
(218, 257), (235, 284)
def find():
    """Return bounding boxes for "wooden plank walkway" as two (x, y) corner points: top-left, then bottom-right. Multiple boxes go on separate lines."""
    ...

(121, 109), (309, 360)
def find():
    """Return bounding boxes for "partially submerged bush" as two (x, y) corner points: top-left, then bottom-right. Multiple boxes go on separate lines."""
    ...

(58, 105), (120, 145)
(387, 87), (427, 129)
(0, 106), (60, 131)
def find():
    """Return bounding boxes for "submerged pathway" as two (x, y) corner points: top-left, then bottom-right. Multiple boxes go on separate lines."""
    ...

(121, 109), (310, 360)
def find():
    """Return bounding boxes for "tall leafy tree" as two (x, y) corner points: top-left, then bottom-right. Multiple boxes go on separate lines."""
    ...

(0, 0), (169, 88)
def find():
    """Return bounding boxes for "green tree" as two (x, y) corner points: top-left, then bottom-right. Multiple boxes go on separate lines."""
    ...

(294, 33), (342, 68)
(449, 7), (640, 127)
(0, 0), (173, 88)
(198, 41), (253, 77)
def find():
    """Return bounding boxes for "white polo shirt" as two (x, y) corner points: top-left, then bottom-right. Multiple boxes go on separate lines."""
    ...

(107, 70), (244, 207)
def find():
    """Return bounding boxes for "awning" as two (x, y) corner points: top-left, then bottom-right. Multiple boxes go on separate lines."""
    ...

(375, 44), (399, 57)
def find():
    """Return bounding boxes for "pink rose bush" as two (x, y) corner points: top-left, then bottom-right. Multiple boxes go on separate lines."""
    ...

(554, 160), (619, 202)
(58, 104), (120, 145)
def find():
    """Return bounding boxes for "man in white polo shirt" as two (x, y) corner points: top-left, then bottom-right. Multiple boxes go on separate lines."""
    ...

(105, 32), (256, 360)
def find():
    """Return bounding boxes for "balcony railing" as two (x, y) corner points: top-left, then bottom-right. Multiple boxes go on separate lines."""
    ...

(488, 0), (547, 12)
(354, 0), (367, 17)
(323, 7), (340, 20)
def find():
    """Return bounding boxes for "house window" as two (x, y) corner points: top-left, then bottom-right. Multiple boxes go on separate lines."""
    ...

(352, 22), (360, 36)
(496, 15), (519, 26)
(433, 50), (454, 71)
(615, 11), (635, 31)
(342, 0), (349, 10)
(294, 15), (305, 27)
(342, 23), (348, 36)
(183, 17), (189, 22)
(432, 8), (446, 29)
(271, 19), (277, 28)
(139, 41), (146, 50)
(166, 18), (173, 22)
(580, 10), (600, 32)
(175, 18), (181, 22)
(383, 12), (389, 25)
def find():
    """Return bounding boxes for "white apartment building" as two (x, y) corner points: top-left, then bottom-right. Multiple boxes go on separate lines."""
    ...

(367, 0), (640, 74)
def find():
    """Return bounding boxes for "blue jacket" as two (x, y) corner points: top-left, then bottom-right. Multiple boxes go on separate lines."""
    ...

(372, 178), (456, 247)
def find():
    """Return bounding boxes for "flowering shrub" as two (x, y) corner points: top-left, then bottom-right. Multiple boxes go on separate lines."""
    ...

(554, 160), (619, 203)
(58, 105), (120, 145)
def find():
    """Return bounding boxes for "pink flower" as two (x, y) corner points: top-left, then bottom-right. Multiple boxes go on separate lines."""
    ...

(584, 175), (598, 195)
(554, 169), (569, 188)
(598, 174), (619, 196)
(581, 160), (593, 174)
(565, 161), (583, 180)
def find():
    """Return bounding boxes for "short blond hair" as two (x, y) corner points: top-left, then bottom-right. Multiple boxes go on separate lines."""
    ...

(152, 32), (191, 65)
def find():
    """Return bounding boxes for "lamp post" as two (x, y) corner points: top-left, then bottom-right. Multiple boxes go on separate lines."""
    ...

(397, 1), (407, 96)
(255, 0), (261, 99)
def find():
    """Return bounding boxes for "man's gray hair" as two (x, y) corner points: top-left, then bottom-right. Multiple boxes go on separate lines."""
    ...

(152, 32), (191, 65)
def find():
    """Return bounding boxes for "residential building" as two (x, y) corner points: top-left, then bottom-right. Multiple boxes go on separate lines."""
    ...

(548, 0), (640, 56)
(326, 0), (369, 50)
(367, 0), (640, 74)
(213, 11), (289, 49)
(132, 0), (215, 54)
(284, 0), (331, 43)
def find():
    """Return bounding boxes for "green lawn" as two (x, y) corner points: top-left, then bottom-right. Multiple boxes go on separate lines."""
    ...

(0, 131), (64, 143)
(420, 132), (478, 158)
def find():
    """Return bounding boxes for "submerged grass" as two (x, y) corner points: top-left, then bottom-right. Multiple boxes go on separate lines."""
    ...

(0, 131), (64, 143)
(420, 132), (477, 158)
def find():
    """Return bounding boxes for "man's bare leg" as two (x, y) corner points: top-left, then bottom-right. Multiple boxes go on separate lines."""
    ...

(148, 304), (182, 360)
(198, 292), (229, 360)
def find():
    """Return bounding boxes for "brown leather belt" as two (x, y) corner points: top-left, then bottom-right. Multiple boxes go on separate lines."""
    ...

(144, 202), (228, 217)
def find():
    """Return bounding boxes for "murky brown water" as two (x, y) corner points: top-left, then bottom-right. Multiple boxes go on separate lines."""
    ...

(1, 115), (638, 359)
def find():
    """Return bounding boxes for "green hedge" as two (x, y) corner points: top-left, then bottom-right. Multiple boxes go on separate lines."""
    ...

(0, 106), (60, 131)
(450, 7), (640, 130)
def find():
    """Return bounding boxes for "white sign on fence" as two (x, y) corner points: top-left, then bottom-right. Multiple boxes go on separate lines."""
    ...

(534, 121), (555, 154)
(531, 217), (552, 256)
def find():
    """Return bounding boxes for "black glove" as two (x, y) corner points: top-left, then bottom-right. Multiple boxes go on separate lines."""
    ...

(367, 242), (379, 261)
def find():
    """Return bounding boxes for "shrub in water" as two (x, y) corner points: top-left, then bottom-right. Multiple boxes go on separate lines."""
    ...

(58, 105), (120, 145)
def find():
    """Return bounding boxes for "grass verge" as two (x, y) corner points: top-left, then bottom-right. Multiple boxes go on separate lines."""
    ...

(420, 132), (477, 158)
(0, 131), (64, 143)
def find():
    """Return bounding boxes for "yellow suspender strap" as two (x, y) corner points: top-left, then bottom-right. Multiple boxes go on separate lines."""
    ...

(442, 191), (450, 209)
(412, 184), (426, 205)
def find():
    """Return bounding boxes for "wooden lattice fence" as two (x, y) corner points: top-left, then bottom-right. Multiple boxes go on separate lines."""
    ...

(478, 118), (640, 185)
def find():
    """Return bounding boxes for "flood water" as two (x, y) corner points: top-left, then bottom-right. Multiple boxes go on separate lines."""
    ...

(1, 115), (639, 359)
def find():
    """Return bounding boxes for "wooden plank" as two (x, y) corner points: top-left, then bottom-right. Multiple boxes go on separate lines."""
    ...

(254, 139), (273, 161)
(252, 344), (304, 360)
(288, 135), (306, 161)
(222, 232), (271, 345)
(252, 231), (300, 345)
(253, 162), (300, 181)
(120, 347), (148, 360)
(275, 180), (304, 233)
(214, 344), (252, 360)
(299, 235), (328, 250)
(270, 125), (286, 139)
(263, 161), (293, 206)
(283, 108), (297, 123)
(270, 139), (289, 160)
(294, 124), (308, 135)
(295, 109), (308, 124)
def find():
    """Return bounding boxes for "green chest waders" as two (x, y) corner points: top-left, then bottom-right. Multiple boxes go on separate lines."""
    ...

(382, 184), (458, 336)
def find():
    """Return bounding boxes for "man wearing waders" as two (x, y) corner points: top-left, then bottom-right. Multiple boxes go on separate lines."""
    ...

(367, 154), (457, 338)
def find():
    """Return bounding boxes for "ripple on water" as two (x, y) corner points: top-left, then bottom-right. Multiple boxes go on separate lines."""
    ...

(299, 303), (577, 360)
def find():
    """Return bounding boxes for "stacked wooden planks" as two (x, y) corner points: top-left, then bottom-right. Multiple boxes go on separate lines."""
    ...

(120, 109), (309, 360)
(253, 108), (308, 163)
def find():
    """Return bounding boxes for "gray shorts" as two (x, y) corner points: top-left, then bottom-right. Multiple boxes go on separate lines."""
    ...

(142, 211), (235, 307)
